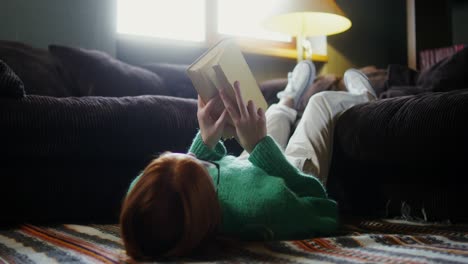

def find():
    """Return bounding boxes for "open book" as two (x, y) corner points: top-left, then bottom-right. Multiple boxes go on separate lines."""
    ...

(187, 39), (268, 120)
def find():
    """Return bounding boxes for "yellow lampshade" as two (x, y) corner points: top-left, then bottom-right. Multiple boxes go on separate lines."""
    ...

(263, 0), (352, 36)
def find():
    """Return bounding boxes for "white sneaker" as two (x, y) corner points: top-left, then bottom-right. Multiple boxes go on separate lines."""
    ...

(277, 60), (316, 109)
(344, 68), (377, 100)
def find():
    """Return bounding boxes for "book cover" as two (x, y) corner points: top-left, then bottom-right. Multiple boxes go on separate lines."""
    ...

(187, 39), (268, 117)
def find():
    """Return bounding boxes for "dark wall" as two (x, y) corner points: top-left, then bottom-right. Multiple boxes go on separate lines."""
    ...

(452, 0), (468, 44)
(0, 0), (117, 55)
(408, 0), (467, 68)
(330, 0), (407, 68)
(414, 0), (453, 53)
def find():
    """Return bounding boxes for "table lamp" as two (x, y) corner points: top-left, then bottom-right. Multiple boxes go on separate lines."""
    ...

(263, 0), (352, 61)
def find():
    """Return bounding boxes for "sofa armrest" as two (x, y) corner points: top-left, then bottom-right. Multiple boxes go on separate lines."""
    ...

(327, 89), (468, 222)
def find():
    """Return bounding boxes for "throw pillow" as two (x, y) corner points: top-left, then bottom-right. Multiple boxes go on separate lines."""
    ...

(0, 60), (25, 98)
(379, 64), (423, 98)
(0, 40), (75, 97)
(385, 64), (418, 88)
(142, 63), (197, 99)
(49, 45), (167, 97)
(417, 47), (468, 92)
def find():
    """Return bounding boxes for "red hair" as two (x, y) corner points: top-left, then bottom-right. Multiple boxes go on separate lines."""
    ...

(120, 153), (221, 260)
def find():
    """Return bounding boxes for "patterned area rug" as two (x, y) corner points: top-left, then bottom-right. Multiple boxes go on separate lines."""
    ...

(0, 219), (467, 263)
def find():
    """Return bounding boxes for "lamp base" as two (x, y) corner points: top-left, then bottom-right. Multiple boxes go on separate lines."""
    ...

(296, 35), (313, 62)
(296, 34), (305, 62)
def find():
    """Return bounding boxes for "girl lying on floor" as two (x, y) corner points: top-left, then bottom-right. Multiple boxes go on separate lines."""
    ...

(119, 61), (377, 260)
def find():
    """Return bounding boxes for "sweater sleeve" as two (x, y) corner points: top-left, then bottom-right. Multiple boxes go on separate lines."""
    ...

(248, 136), (327, 198)
(188, 131), (227, 161)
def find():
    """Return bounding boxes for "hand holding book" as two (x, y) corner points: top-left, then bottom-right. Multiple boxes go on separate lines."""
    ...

(187, 39), (267, 139)
(196, 95), (234, 149)
(219, 81), (267, 153)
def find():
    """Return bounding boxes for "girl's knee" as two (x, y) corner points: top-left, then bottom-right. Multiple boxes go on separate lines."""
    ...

(308, 91), (350, 107)
(307, 91), (329, 107)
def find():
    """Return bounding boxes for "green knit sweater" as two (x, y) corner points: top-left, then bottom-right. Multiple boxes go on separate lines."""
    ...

(188, 132), (338, 241)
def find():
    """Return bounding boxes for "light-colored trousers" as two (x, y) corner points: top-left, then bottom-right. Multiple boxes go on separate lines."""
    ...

(238, 91), (370, 185)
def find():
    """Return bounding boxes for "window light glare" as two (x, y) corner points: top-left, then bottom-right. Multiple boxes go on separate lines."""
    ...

(117, 0), (205, 42)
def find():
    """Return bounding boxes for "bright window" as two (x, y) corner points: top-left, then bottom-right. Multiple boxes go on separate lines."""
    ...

(117, 0), (206, 42)
(117, 0), (291, 43)
(217, 0), (291, 42)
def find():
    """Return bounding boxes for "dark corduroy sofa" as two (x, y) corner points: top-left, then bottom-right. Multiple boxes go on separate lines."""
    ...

(1, 40), (468, 225)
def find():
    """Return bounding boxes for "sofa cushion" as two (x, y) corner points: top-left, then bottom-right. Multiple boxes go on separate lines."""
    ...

(0, 60), (25, 98)
(1, 95), (198, 159)
(0, 95), (199, 222)
(49, 45), (167, 97)
(0, 40), (74, 97)
(378, 85), (424, 99)
(417, 47), (468, 92)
